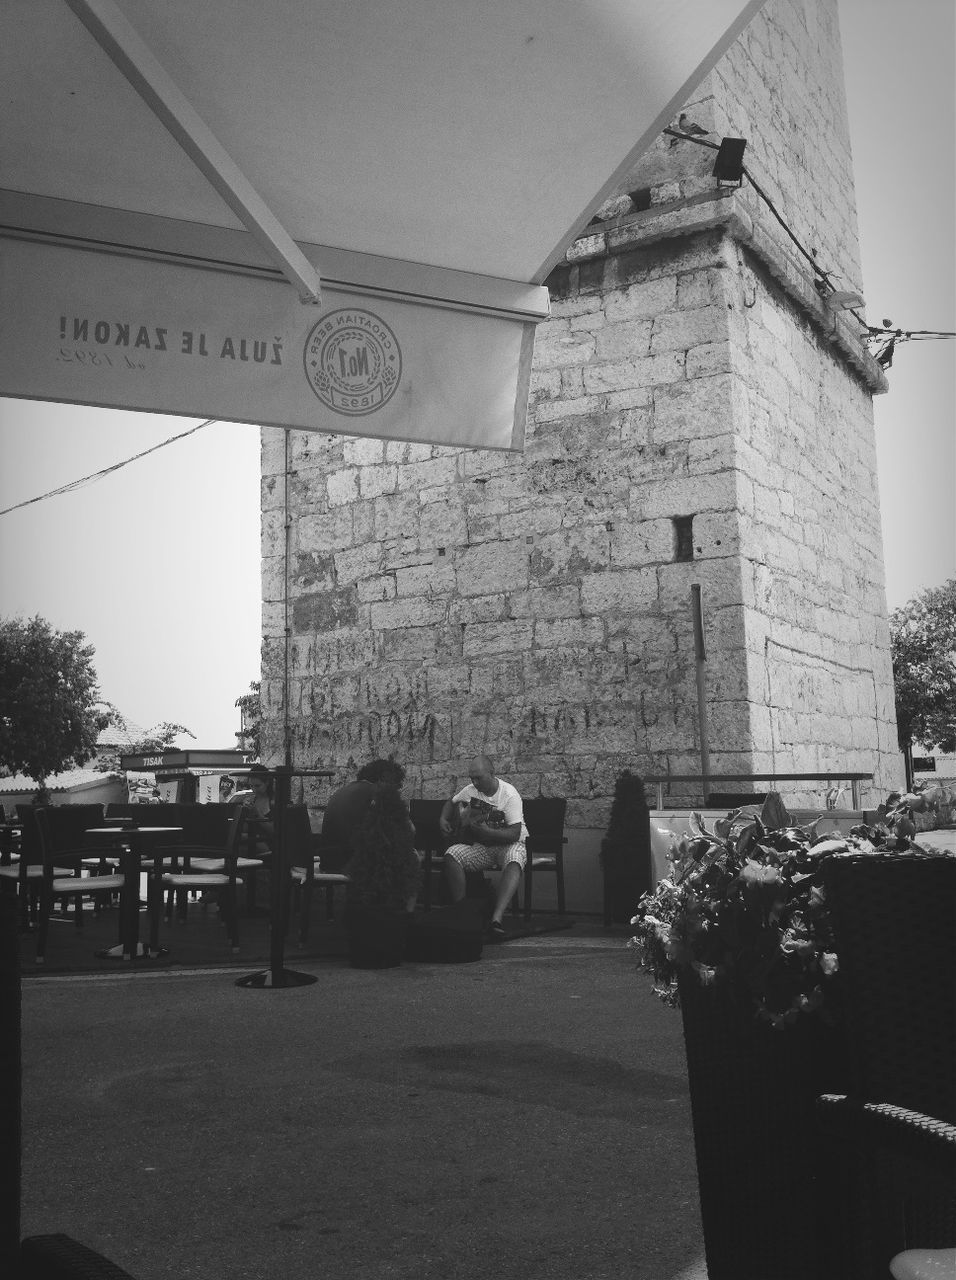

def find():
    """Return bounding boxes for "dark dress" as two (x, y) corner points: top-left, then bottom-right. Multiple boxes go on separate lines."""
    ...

(321, 780), (376, 853)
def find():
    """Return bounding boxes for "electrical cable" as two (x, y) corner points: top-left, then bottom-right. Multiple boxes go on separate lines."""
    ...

(662, 126), (954, 352)
(0, 418), (216, 517)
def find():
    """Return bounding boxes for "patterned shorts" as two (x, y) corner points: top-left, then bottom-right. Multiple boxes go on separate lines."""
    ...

(445, 840), (527, 872)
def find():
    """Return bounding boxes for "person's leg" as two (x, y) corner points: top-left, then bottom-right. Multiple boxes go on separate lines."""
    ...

(443, 847), (468, 902)
(490, 862), (522, 925)
(489, 842), (528, 928)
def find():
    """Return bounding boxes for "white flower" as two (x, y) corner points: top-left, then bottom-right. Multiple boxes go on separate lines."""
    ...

(820, 952), (839, 975)
(692, 961), (717, 987)
(739, 860), (782, 887)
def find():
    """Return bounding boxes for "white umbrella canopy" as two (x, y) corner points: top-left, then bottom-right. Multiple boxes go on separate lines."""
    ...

(1, 0), (764, 449)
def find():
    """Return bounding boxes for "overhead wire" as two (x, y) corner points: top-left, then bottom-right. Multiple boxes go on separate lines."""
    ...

(662, 126), (954, 353)
(0, 418), (216, 517)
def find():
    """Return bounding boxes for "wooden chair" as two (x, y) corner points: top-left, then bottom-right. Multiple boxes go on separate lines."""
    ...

(33, 808), (126, 964)
(521, 797), (568, 919)
(816, 854), (956, 1279)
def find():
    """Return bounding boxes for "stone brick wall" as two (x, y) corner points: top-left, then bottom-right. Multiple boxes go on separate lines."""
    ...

(258, 0), (902, 908)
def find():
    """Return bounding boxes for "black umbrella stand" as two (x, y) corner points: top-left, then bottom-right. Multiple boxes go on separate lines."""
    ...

(236, 767), (333, 990)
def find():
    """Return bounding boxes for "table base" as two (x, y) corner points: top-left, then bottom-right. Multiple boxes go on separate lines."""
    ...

(235, 967), (317, 989)
(94, 943), (169, 960)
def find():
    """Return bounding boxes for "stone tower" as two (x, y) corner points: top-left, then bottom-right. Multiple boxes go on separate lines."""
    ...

(259, 0), (901, 909)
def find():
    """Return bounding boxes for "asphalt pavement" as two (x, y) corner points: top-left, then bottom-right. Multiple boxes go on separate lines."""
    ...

(18, 928), (709, 1280)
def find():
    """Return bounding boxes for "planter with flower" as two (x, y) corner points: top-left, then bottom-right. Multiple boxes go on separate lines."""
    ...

(629, 794), (915, 1280)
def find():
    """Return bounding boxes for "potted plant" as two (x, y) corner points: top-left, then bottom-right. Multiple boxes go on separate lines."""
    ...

(343, 785), (421, 969)
(629, 794), (918, 1280)
(600, 770), (651, 925)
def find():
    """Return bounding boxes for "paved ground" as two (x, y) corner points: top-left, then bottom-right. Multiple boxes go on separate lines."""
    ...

(16, 831), (953, 1278)
(17, 926), (710, 1280)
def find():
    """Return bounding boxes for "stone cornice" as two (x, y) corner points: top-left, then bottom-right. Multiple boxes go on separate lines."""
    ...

(564, 189), (888, 395)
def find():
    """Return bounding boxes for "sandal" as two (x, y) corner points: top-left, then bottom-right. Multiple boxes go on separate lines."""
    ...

(487, 920), (506, 941)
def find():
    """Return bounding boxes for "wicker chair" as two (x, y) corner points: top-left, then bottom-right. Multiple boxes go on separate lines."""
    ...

(816, 853), (956, 1279)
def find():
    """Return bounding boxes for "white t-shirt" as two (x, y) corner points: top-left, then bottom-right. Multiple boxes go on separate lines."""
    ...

(452, 779), (528, 841)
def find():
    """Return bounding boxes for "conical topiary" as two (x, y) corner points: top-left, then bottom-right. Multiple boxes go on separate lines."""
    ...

(600, 770), (651, 924)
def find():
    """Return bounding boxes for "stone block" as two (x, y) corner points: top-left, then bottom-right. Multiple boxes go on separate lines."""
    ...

(653, 374), (735, 443)
(677, 266), (728, 309)
(359, 465), (399, 499)
(419, 501), (467, 549)
(583, 351), (685, 393)
(533, 395), (605, 424)
(379, 626), (438, 663)
(358, 576), (396, 604)
(533, 616), (605, 649)
(370, 595), (445, 630)
(594, 319), (654, 363)
(326, 468), (359, 507)
(374, 491), (421, 543)
(533, 321), (596, 369)
(343, 436), (385, 466)
(396, 454), (459, 493)
(461, 620), (533, 657)
(580, 568), (658, 614)
(603, 275), (677, 321)
(650, 304), (726, 355)
(452, 594), (510, 624)
(334, 543), (384, 583)
(509, 584), (581, 620)
(395, 560), (456, 597)
(686, 341), (735, 378)
(529, 527), (610, 583)
(292, 587), (359, 634)
(455, 540), (528, 596)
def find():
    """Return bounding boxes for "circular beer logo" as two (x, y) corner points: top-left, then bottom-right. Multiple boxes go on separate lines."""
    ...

(303, 308), (402, 416)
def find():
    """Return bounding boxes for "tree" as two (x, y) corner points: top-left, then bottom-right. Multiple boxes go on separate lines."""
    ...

(0, 615), (110, 792)
(235, 680), (261, 758)
(889, 579), (956, 787)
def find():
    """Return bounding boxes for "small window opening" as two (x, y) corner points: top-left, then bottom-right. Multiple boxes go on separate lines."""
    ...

(673, 515), (695, 562)
(628, 188), (652, 212)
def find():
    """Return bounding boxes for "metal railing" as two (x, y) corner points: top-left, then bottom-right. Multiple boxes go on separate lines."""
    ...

(643, 772), (874, 812)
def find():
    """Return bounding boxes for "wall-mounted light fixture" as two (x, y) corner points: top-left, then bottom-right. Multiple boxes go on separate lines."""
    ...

(712, 137), (747, 186)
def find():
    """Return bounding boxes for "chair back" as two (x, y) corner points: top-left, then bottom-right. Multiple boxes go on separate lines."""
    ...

(281, 804), (316, 869)
(824, 853), (955, 1123)
(14, 807), (41, 865)
(522, 797), (567, 852)
(42, 804), (106, 852)
(409, 798), (448, 856)
(178, 804), (233, 847)
(33, 808), (82, 872)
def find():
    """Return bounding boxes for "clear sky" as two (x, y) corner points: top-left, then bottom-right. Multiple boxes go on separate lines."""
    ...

(0, 0), (953, 747)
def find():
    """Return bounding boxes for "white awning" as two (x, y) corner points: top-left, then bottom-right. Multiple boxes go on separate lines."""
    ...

(0, 0), (764, 449)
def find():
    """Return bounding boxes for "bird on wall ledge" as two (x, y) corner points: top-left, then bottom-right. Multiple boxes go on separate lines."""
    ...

(669, 112), (710, 145)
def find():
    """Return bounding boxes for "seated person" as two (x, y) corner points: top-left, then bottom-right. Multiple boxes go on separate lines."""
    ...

(440, 754), (527, 939)
(322, 758), (406, 862)
(230, 764), (275, 854)
(345, 784), (421, 915)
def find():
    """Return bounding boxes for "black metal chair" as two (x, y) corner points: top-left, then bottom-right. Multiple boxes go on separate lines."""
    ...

(33, 807), (126, 964)
(521, 797), (568, 919)
(160, 810), (249, 952)
(816, 854), (956, 1279)
(409, 798), (449, 910)
(287, 805), (350, 942)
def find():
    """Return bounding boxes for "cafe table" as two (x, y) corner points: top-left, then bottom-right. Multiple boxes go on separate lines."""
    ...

(84, 825), (182, 959)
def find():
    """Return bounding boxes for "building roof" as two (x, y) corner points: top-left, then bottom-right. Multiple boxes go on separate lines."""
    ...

(0, 767), (122, 795)
(96, 720), (148, 749)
